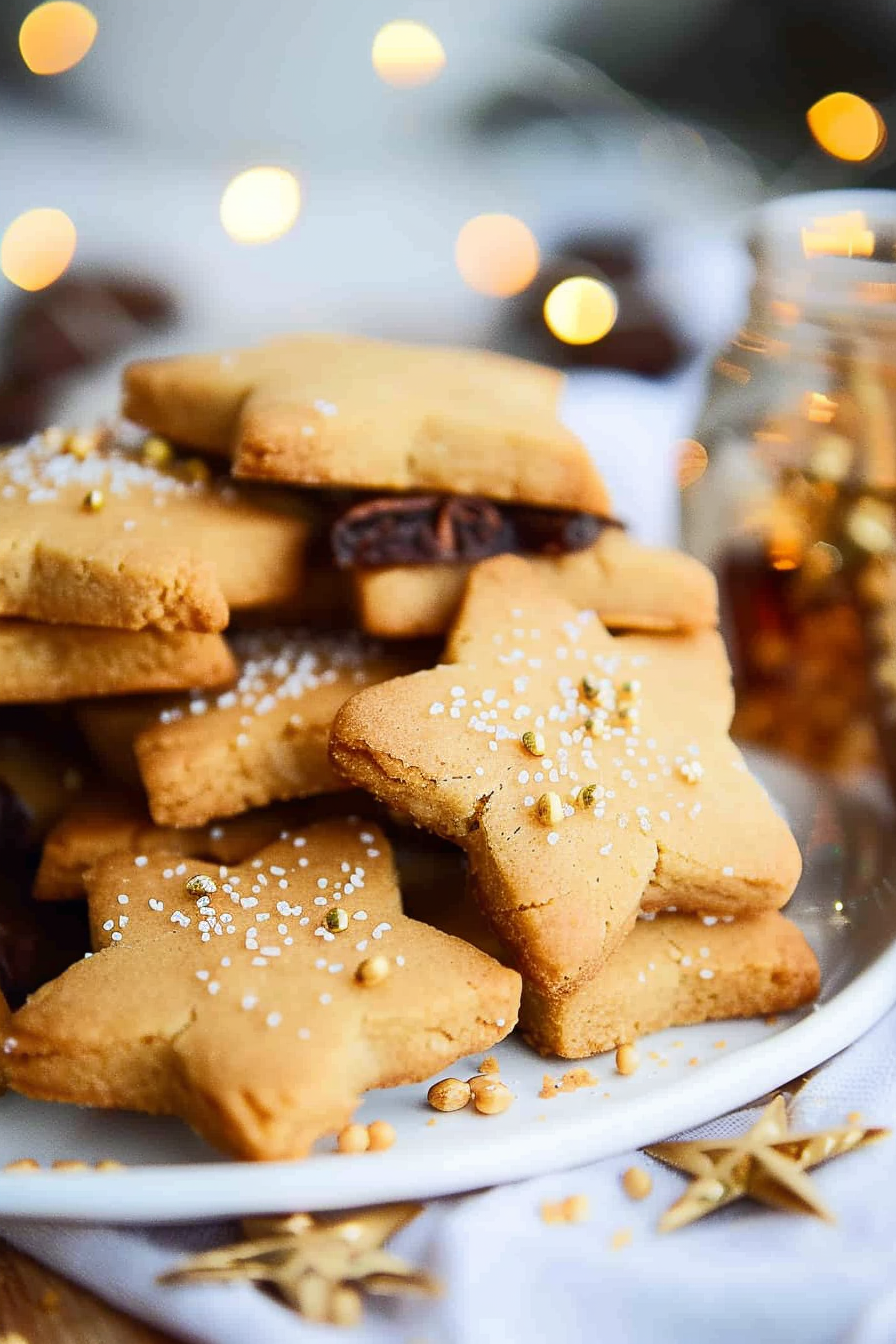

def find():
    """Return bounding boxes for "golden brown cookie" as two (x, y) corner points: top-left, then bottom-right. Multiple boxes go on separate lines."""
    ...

(0, 621), (236, 703)
(4, 820), (521, 1160)
(519, 911), (820, 1058)
(330, 555), (802, 993)
(0, 427), (308, 631)
(77, 631), (420, 827)
(352, 530), (718, 639)
(0, 715), (92, 844)
(123, 334), (610, 512)
(33, 793), (296, 901)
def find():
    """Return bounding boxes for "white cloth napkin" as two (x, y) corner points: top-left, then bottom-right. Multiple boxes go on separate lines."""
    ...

(3, 1003), (895, 1344)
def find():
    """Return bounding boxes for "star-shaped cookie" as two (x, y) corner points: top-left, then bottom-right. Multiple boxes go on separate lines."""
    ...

(0, 428), (308, 631)
(123, 334), (610, 511)
(649, 1095), (888, 1231)
(330, 556), (802, 992)
(4, 820), (521, 1160)
(76, 631), (420, 825)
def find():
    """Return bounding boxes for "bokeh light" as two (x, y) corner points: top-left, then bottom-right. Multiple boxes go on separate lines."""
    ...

(1, 208), (77, 291)
(801, 210), (875, 258)
(677, 439), (709, 489)
(455, 214), (539, 298)
(19, 2), (97, 75)
(806, 92), (886, 162)
(220, 168), (301, 245)
(543, 277), (618, 345)
(372, 21), (445, 88)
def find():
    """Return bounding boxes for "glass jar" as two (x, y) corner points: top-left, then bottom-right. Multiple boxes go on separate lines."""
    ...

(683, 190), (896, 789)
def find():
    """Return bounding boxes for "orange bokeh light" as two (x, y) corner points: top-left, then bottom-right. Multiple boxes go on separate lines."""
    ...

(1, 208), (77, 291)
(372, 21), (445, 88)
(455, 214), (539, 298)
(806, 92), (886, 162)
(19, 2), (97, 76)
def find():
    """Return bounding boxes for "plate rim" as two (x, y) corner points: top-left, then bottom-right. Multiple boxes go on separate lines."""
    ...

(0, 754), (893, 1223)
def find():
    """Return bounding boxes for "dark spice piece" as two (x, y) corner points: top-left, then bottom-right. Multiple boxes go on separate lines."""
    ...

(331, 494), (618, 569)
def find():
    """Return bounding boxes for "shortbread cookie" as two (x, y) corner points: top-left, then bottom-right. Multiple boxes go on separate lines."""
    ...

(123, 334), (610, 512)
(0, 428), (308, 631)
(519, 911), (819, 1058)
(77, 632), (419, 827)
(330, 556), (802, 993)
(33, 794), (294, 901)
(352, 529), (718, 639)
(4, 821), (521, 1160)
(33, 792), (375, 901)
(0, 621), (236, 703)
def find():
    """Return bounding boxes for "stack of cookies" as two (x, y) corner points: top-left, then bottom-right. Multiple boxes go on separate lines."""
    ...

(0, 334), (819, 1162)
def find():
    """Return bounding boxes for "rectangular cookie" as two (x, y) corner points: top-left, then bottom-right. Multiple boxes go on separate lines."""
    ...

(352, 529), (719, 639)
(0, 621), (236, 702)
(519, 911), (820, 1058)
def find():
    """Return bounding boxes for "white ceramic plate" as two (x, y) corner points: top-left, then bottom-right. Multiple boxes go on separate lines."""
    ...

(0, 751), (893, 1224)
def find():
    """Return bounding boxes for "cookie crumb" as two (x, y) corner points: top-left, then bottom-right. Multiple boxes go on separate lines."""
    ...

(337, 1123), (370, 1154)
(558, 1068), (597, 1093)
(540, 1194), (589, 1224)
(425, 1117), (437, 1127)
(688, 1057), (700, 1067)
(766, 1015), (779, 1026)
(427, 1077), (472, 1112)
(713, 1039), (727, 1050)
(469, 1076), (514, 1115)
(615, 1044), (639, 1076)
(621, 1166), (652, 1201)
(479, 1055), (500, 1074)
(610, 1227), (633, 1250)
(847, 1111), (863, 1125)
(539, 1073), (558, 1099)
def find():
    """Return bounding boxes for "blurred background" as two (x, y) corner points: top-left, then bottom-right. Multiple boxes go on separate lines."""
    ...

(0, 0), (893, 542)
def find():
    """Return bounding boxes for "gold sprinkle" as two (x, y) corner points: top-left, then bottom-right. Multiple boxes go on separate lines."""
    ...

(615, 1044), (640, 1076)
(581, 673), (601, 701)
(536, 791), (564, 826)
(82, 488), (104, 512)
(325, 907), (350, 932)
(622, 1166), (653, 1200)
(367, 1120), (397, 1151)
(521, 729), (545, 757)
(185, 874), (218, 897)
(618, 679), (641, 696)
(427, 1077), (472, 1112)
(65, 429), (97, 459)
(141, 435), (174, 468)
(469, 1076), (514, 1115)
(355, 954), (390, 986)
(578, 783), (599, 809)
(180, 456), (211, 485)
(336, 1123), (370, 1154)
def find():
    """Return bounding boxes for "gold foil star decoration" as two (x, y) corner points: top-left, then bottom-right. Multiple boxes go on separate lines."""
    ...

(161, 1204), (440, 1327)
(647, 1095), (889, 1232)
